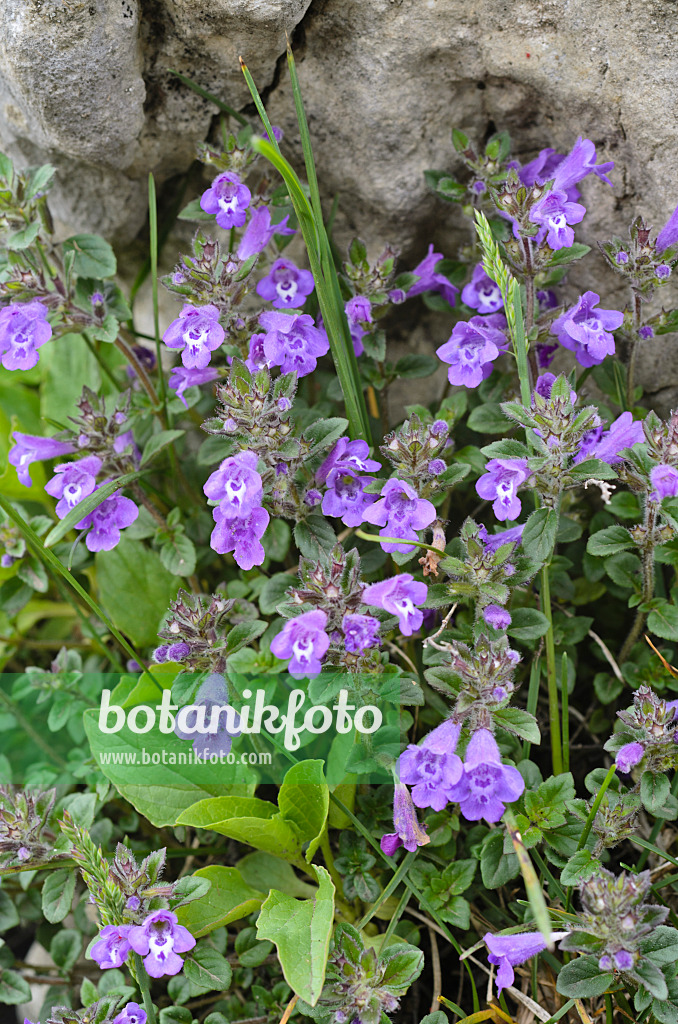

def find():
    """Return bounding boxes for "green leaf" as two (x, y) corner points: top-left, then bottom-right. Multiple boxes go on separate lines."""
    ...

(480, 829), (519, 888)
(43, 470), (147, 548)
(557, 955), (613, 998)
(587, 525), (633, 557)
(42, 868), (76, 923)
(640, 771), (670, 814)
(294, 516), (336, 559)
(225, 620), (267, 655)
(96, 538), (180, 647)
(633, 958), (669, 1001)
(63, 233), (117, 278)
(177, 795), (305, 866)
(648, 602), (678, 641)
(160, 532), (197, 577)
(546, 243), (591, 267)
(640, 926), (678, 965)
(259, 573), (292, 615)
(140, 429), (185, 467)
(50, 928), (81, 971)
(560, 850), (598, 886)
(176, 866), (264, 937)
(467, 402), (512, 434)
(278, 759), (329, 862)
(393, 354), (438, 379)
(177, 197), (215, 221)
(507, 607), (550, 641)
(480, 439), (531, 460)
(0, 890), (19, 932)
(7, 221), (40, 250)
(568, 458), (618, 481)
(183, 944), (233, 996)
(256, 864), (335, 1005)
(237, 852), (319, 899)
(521, 508), (558, 563)
(40, 333), (105, 426)
(303, 417), (348, 457)
(494, 706), (540, 743)
(0, 968), (31, 1004)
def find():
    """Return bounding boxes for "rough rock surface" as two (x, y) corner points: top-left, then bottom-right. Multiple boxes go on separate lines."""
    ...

(0, 0), (677, 399)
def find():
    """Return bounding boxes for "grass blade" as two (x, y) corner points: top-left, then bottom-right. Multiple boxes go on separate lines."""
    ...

(0, 495), (146, 670)
(241, 56), (371, 441)
(504, 807), (553, 946)
(168, 69), (248, 125)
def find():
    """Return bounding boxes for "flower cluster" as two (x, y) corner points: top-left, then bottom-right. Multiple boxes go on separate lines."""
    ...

(91, 909), (196, 978)
(204, 450), (269, 569)
(605, 684), (678, 776)
(154, 589), (239, 671)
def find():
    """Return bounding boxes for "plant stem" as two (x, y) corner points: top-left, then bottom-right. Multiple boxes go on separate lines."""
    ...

(521, 237), (538, 388)
(565, 762), (617, 910)
(626, 289), (643, 408)
(115, 334), (161, 413)
(619, 500), (656, 663)
(541, 565), (563, 775)
(133, 953), (157, 1024)
(319, 830), (345, 899)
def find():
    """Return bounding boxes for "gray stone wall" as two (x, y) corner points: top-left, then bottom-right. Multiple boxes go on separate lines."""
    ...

(1, 0), (676, 404)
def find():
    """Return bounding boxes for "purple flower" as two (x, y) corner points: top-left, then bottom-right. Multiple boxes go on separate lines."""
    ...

(478, 523), (525, 553)
(519, 147), (566, 189)
(461, 264), (504, 314)
(316, 437), (381, 484)
(259, 311), (329, 377)
(16, 846), (30, 861)
(264, 125), (283, 142)
(483, 604), (511, 630)
(428, 459), (446, 476)
(167, 642), (190, 661)
(398, 720), (463, 811)
(600, 950), (634, 972)
(574, 412), (644, 465)
(321, 470), (377, 528)
(9, 432), (76, 488)
(484, 931), (567, 994)
(529, 189), (586, 250)
(362, 478), (436, 552)
(656, 202), (678, 253)
(244, 332), (271, 372)
(305, 489), (322, 507)
(210, 505), (269, 569)
(237, 205), (294, 260)
(407, 244), (459, 306)
(476, 459), (531, 522)
(453, 729), (525, 822)
(616, 251), (629, 265)
(270, 609), (331, 679)
(174, 673), (240, 759)
(535, 340), (558, 368)
(657, 264), (672, 280)
(537, 289), (559, 311)
(650, 464), (678, 500)
(169, 366), (219, 407)
(615, 741), (644, 773)
(256, 258), (315, 310)
(153, 645), (169, 663)
(126, 896), (141, 911)
(45, 456), (102, 519)
(342, 613), (381, 654)
(77, 491), (139, 552)
(380, 783), (430, 855)
(551, 291), (623, 368)
(204, 451), (263, 517)
(163, 304), (225, 369)
(112, 1003), (146, 1024)
(128, 909), (196, 979)
(200, 171), (251, 230)
(91, 924), (133, 969)
(345, 295), (373, 326)
(436, 314), (509, 388)
(551, 137), (614, 192)
(0, 300), (52, 371)
(362, 573), (428, 637)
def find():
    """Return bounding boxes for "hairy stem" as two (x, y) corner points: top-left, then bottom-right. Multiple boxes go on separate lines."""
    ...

(619, 500), (656, 663)
(626, 289), (643, 408)
(133, 953), (158, 1024)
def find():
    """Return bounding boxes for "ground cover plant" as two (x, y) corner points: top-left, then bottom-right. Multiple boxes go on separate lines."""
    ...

(2, 45), (678, 1024)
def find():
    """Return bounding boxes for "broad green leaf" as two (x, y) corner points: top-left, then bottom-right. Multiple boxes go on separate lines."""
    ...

(557, 955), (613, 998)
(140, 429), (185, 467)
(63, 233), (117, 278)
(0, 968), (31, 1004)
(176, 866), (264, 937)
(480, 829), (519, 888)
(95, 538), (179, 646)
(494, 706), (540, 743)
(294, 516), (336, 559)
(177, 795), (305, 866)
(467, 402), (511, 434)
(183, 944), (232, 996)
(42, 868), (76, 923)
(256, 864), (335, 1005)
(237, 851), (319, 898)
(0, 889), (19, 931)
(507, 607), (550, 641)
(40, 334), (102, 426)
(587, 525), (633, 557)
(640, 926), (678, 965)
(648, 602), (678, 641)
(278, 759), (329, 862)
(521, 508), (558, 563)
(640, 771), (670, 814)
